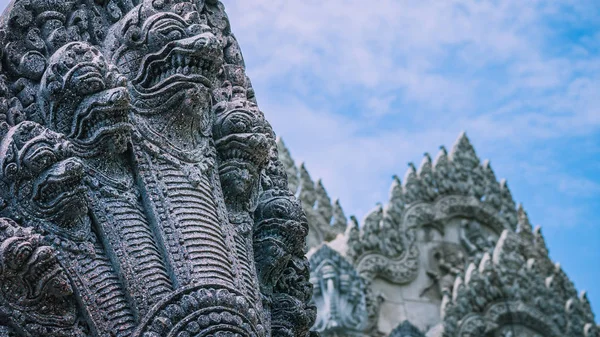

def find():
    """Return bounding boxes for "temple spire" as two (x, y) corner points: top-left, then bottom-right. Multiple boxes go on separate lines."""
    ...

(315, 179), (333, 224)
(331, 199), (347, 234)
(449, 131), (480, 170)
(516, 204), (534, 241)
(298, 162), (316, 208)
(276, 137), (299, 194)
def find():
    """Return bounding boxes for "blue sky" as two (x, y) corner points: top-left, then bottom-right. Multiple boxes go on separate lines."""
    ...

(0, 0), (598, 318)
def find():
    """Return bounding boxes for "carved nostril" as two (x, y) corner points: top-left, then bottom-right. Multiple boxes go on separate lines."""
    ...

(187, 24), (202, 36)
(65, 160), (83, 173)
(193, 37), (208, 50)
(110, 90), (123, 103)
(199, 24), (212, 34)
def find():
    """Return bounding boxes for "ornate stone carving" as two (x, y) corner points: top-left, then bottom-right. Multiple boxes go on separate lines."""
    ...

(0, 0), (313, 336)
(459, 219), (495, 265)
(439, 230), (597, 337)
(420, 243), (465, 299)
(339, 133), (518, 286)
(389, 321), (425, 337)
(309, 245), (383, 337)
(350, 199), (420, 285)
(0, 218), (86, 336)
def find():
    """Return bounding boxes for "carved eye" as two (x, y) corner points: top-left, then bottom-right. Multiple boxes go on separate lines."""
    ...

(5, 238), (34, 271)
(223, 112), (252, 134)
(3, 162), (18, 180)
(22, 145), (57, 175)
(148, 16), (187, 49)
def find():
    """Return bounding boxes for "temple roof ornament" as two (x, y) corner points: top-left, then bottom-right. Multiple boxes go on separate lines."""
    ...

(290, 131), (596, 337)
(438, 229), (598, 337)
(277, 137), (348, 249)
(341, 132), (523, 286)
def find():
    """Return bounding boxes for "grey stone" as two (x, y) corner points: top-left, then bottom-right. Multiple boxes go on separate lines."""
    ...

(308, 244), (383, 337)
(389, 321), (425, 337)
(0, 0), (314, 336)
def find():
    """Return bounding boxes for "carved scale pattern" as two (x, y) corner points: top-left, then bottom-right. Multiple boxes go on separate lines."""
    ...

(87, 184), (173, 316)
(133, 142), (236, 287)
(63, 242), (137, 336)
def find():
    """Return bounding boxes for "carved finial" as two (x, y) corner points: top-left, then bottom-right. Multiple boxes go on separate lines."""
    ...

(298, 162), (316, 208)
(533, 226), (549, 256)
(433, 145), (455, 195)
(419, 152), (432, 176)
(499, 179), (518, 229)
(403, 163), (417, 185)
(417, 153), (432, 176)
(346, 215), (361, 261)
(276, 137), (299, 194)
(449, 131), (480, 170)
(516, 204), (534, 241)
(315, 179), (333, 224)
(480, 160), (502, 209)
(417, 152), (436, 201)
(361, 204), (383, 237)
(331, 199), (347, 234)
(386, 175), (405, 222)
(346, 215), (360, 239)
(481, 159), (493, 174)
(349, 215), (360, 229)
(433, 146), (449, 169)
(403, 162), (422, 204)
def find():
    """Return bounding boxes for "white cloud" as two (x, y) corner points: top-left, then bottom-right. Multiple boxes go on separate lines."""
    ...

(222, 0), (600, 223)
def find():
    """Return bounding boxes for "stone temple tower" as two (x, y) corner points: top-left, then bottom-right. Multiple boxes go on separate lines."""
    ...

(279, 133), (599, 337)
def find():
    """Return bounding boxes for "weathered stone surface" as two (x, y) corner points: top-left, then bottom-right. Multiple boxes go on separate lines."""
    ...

(389, 321), (425, 337)
(295, 132), (596, 337)
(308, 244), (383, 337)
(0, 0), (313, 336)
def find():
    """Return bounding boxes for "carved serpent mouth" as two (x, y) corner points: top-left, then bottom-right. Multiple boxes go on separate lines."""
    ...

(32, 159), (86, 211)
(134, 34), (221, 92)
(70, 88), (132, 146)
(215, 133), (270, 167)
(254, 219), (308, 246)
(23, 245), (68, 298)
(2, 236), (71, 300)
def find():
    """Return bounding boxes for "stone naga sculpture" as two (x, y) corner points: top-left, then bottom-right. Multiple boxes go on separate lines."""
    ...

(0, 0), (314, 336)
